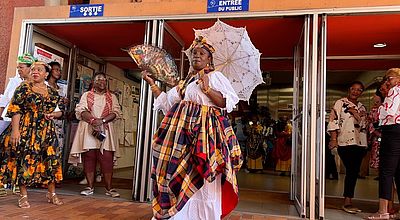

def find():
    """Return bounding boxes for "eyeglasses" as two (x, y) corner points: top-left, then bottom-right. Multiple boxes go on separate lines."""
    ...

(31, 67), (46, 73)
(350, 87), (363, 92)
(95, 77), (106, 82)
(383, 76), (398, 82)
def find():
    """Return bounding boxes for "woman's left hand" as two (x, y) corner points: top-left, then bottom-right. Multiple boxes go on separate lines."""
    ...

(199, 74), (210, 91)
(348, 107), (361, 121)
(44, 113), (55, 120)
(61, 97), (70, 105)
(91, 118), (103, 127)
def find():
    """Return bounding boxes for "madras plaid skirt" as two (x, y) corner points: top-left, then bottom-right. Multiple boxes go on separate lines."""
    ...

(151, 101), (242, 219)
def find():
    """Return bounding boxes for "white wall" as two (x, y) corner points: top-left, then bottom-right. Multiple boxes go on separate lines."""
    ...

(105, 63), (140, 172)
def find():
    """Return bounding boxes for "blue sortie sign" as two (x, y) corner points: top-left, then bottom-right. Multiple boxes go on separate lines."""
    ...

(207, 0), (249, 13)
(70, 4), (104, 18)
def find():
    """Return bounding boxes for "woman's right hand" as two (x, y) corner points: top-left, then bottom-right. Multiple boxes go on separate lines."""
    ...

(141, 71), (155, 85)
(328, 139), (338, 150)
(10, 129), (20, 146)
(91, 118), (103, 127)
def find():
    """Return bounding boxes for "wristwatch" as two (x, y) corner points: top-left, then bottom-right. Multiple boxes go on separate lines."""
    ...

(102, 118), (106, 124)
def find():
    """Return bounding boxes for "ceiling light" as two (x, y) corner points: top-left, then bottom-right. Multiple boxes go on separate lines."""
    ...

(373, 43), (387, 48)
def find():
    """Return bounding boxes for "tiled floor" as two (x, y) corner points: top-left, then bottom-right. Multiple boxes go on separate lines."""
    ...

(0, 171), (385, 220)
(237, 170), (384, 219)
(0, 190), (153, 220)
(237, 170), (381, 200)
(0, 190), (299, 220)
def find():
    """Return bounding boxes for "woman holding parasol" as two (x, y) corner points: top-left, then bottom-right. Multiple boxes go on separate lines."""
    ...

(142, 36), (242, 219)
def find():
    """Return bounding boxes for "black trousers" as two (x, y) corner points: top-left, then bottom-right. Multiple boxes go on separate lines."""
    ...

(325, 142), (338, 178)
(337, 145), (367, 198)
(379, 124), (400, 200)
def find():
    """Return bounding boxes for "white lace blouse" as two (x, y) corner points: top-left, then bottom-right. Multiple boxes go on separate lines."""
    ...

(153, 71), (239, 114)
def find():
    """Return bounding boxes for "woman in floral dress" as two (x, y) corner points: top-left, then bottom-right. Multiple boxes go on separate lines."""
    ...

(0, 61), (64, 208)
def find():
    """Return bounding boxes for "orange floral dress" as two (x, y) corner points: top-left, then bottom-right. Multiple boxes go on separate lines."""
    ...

(0, 82), (62, 186)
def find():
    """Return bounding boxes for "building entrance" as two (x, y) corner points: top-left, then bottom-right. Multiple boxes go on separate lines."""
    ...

(18, 10), (400, 219)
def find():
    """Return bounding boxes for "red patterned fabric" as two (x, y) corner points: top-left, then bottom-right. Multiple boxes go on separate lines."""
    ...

(368, 107), (381, 169)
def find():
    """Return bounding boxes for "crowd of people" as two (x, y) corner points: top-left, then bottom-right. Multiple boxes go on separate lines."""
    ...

(0, 53), (122, 209)
(0, 42), (400, 220)
(233, 114), (292, 176)
(324, 70), (400, 220)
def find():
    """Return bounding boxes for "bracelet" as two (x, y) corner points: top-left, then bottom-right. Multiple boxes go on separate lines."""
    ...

(151, 84), (160, 93)
(89, 118), (96, 125)
(202, 86), (211, 95)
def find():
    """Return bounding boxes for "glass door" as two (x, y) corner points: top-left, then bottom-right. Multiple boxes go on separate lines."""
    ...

(291, 14), (327, 219)
(315, 14), (327, 220)
(309, 13), (327, 220)
(133, 19), (186, 202)
(133, 20), (157, 202)
(291, 15), (311, 219)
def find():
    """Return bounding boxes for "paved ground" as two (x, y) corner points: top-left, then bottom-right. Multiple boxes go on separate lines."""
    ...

(0, 190), (292, 220)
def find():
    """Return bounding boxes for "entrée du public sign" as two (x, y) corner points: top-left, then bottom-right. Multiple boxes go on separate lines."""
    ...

(207, 0), (249, 13)
(70, 4), (104, 18)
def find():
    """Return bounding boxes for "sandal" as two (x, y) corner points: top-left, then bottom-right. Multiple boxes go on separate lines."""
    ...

(390, 212), (400, 220)
(367, 212), (389, 220)
(105, 189), (120, 198)
(46, 192), (64, 205)
(18, 195), (30, 208)
(342, 205), (361, 214)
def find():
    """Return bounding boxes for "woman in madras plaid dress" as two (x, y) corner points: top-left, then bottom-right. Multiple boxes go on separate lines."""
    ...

(143, 36), (242, 219)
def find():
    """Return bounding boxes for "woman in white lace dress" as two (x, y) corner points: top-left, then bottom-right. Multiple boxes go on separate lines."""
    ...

(143, 36), (242, 219)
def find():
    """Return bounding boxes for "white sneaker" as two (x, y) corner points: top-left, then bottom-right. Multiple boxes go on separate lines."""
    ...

(80, 187), (94, 196)
(95, 175), (102, 183)
(79, 178), (88, 185)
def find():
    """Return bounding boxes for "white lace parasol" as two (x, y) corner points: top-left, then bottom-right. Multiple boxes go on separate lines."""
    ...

(185, 19), (264, 101)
